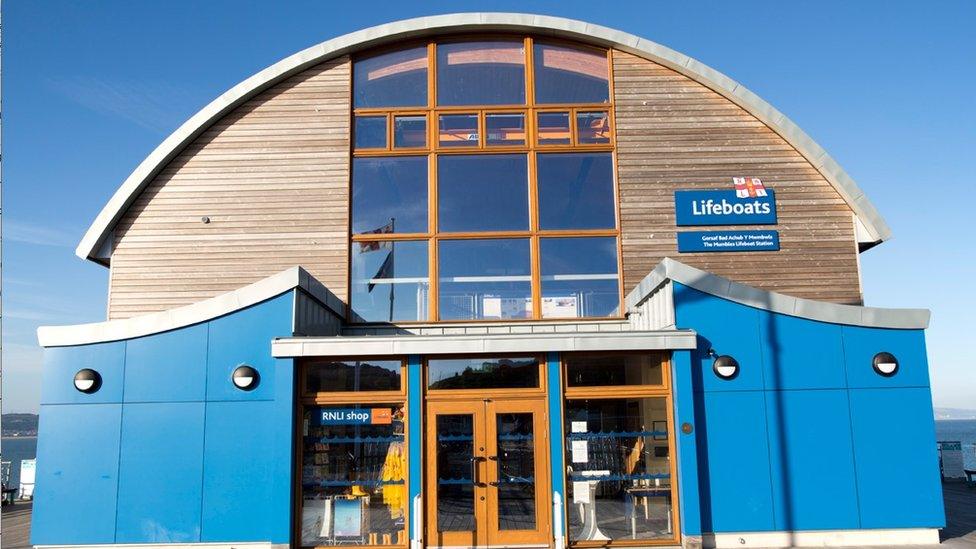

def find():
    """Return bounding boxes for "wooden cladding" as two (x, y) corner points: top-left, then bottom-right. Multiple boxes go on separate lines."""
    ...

(105, 46), (865, 319)
(612, 50), (863, 305)
(107, 57), (352, 319)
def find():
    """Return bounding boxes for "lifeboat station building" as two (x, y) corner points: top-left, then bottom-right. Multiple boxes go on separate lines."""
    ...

(33, 13), (944, 549)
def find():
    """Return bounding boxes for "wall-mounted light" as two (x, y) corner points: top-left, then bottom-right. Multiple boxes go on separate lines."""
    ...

(232, 365), (260, 391)
(74, 369), (102, 393)
(872, 352), (899, 377)
(708, 349), (739, 380)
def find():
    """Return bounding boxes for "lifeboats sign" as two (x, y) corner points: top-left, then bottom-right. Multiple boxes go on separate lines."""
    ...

(675, 177), (780, 252)
(674, 189), (777, 226)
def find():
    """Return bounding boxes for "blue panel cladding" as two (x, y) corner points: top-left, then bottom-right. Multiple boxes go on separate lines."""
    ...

(268, 357), (296, 544)
(546, 352), (565, 534)
(693, 390), (775, 532)
(848, 388), (944, 528)
(842, 326), (930, 389)
(764, 390), (859, 530)
(124, 324), (208, 402)
(670, 350), (701, 536)
(672, 283), (765, 392)
(201, 400), (276, 541)
(31, 403), (122, 545)
(759, 311), (847, 390)
(41, 341), (125, 404)
(408, 355), (423, 541)
(116, 402), (206, 543)
(206, 292), (294, 401)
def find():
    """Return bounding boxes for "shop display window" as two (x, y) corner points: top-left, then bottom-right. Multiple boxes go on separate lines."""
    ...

(427, 356), (540, 390)
(301, 403), (407, 546)
(306, 360), (403, 393)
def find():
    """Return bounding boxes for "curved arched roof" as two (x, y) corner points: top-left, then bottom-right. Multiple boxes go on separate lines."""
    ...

(76, 12), (891, 263)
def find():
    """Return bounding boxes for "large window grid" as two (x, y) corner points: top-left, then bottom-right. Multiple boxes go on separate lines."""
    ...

(350, 37), (621, 322)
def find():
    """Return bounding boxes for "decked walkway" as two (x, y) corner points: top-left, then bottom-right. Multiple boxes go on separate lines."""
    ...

(1, 484), (974, 548)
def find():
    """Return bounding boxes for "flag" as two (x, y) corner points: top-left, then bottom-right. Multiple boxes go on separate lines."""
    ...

(368, 250), (394, 293)
(358, 219), (395, 252)
(733, 177), (768, 198)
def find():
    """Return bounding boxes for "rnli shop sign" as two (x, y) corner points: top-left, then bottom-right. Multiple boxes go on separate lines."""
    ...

(674, 190), (777, 226)
(320, 408), (393, 425)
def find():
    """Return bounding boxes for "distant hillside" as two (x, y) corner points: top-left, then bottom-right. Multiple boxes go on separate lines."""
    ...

(935, 407), (976, 420)
(2, 414), (38, 437)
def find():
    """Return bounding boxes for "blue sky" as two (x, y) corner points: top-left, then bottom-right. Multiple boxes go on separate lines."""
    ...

(3, 1), (974, 413)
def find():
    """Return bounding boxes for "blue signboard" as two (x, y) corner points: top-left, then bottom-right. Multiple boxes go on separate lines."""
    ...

(677, 230), (780, 253)
(319, 408), (392, 425)
(675, 190), (777, 226)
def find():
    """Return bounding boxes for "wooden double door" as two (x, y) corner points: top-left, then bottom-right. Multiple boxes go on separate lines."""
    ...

(425, 397), (551, 548)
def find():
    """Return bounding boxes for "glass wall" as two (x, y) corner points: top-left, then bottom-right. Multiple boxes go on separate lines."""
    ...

(300, 360), (408, 548)
(350, 38), (620, 322)
(562, 353), (676, 545)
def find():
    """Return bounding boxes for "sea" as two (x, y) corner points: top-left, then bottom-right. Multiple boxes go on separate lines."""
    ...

(2, 436), (38, 489)
(0, 421), (972, 490)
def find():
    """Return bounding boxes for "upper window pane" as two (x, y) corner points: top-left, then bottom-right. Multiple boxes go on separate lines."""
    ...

(439, 238), (531, 320)
(537, 112), (571, 145)
(437, 41), (526, 106)
(540, 237), (619, 318)
(394, 115), (427, 148)
(351, 240), (429, 322)
(306, 360), (402, 392)
(537, 152), (616, 230)
(352, 157), (427, 234)
(438, 154), (529, 232)
(438, 113), (479, 148)
(354, 115), (387, 149)
(486, 113), (526, 146)
(565, 354), (663, 387)
(354, 47), (428, 108)
(534, 43), (609, 104)
(428, 357), (540, 390)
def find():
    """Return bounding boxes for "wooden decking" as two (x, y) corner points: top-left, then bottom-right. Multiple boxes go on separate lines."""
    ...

(1, 485), (974, 548)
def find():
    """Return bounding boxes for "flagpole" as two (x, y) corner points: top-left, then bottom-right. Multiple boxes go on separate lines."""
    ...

(388, 217), (395, 322)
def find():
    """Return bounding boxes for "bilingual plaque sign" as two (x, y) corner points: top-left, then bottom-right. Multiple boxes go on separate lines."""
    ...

(674, 188), (780, 253)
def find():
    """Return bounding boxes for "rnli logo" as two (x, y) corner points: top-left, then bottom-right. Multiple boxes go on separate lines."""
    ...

(674, 177), (777, 227)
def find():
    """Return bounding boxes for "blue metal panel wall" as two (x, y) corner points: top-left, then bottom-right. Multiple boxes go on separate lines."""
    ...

(124, 324), (208, 402)
(407, 355), (424, 542)
(848, 387), (944, 528)
(673, 282), (942, 534)
(670, 350), (701, 536)
(116, 402), (207, 543)
(546, 352), (565, 540)
(31, 404), (123, 545)
(33, 291), (298, 546)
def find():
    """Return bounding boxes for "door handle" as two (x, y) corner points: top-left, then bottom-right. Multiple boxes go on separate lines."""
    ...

(470, 456), (483, 486)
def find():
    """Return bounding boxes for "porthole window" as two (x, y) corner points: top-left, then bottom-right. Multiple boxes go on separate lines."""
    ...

(872, 352), (899, 377)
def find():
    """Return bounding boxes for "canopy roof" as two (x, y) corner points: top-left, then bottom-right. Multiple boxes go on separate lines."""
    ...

(76, 12), (891, 263)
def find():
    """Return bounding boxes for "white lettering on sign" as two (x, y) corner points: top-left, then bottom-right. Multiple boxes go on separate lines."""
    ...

(692, 199), (772, 216)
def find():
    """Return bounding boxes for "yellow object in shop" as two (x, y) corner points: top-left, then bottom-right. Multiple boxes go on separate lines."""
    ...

(381, 443), (404, 519)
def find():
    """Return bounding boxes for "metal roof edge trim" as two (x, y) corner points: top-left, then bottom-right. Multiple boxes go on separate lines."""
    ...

(625, 257), (929, 330)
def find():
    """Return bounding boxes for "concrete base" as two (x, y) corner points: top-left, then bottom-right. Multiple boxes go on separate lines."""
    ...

(701, 528), (941, 548)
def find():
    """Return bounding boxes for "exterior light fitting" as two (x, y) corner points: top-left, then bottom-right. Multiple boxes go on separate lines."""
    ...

(712, 355), (739, 380)
(872, 352), (899, 377)
(74, 369), (102, 393)
(232, 365), (260, 390)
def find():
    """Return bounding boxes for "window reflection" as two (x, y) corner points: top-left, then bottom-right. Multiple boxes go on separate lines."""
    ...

(428, 357), (540, 390)
(438, 114), (479, 147)
(536, 112), (571, 145)
(437, 41), (526, 106)
(354, 47), (428, 108)
(306, 360), (402, 392)
(576, 111), (611, 144)
(486, 113), (526, 146)
(534, 43), (609, 105)
(537, 152), (615, 230)
(438, 239), (531, 320)
(565, 354), (663, 387)
(564, 398), (673, 541)
(394, 116), (427, 148)
(540, 237), (619, 318)
(438, 155), (529, 232)
(354, 116), (387, 149)
(352, 157), (427, 235)
(351, 240), (429, 322)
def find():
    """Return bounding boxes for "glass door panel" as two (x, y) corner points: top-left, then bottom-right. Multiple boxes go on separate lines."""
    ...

(426, 401), (486, 547)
